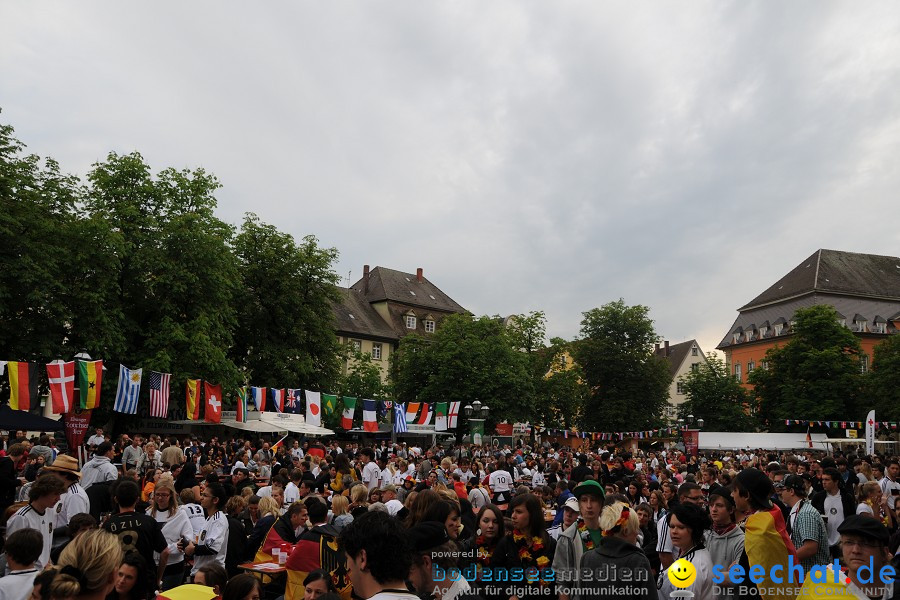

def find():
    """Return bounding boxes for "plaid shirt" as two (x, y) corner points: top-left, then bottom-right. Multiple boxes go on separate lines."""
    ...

(790, 500), (831, 572)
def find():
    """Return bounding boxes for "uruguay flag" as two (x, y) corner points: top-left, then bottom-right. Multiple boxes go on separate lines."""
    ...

(251, 386), (266, 412)
(113, 364), (142, 414)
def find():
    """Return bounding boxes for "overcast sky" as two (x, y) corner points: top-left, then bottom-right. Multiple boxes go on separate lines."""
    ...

(4, 2), (900, 356)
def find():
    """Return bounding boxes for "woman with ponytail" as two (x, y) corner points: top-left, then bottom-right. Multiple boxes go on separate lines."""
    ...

(580, 502), (656, 600)
(50, 529), (123, 600)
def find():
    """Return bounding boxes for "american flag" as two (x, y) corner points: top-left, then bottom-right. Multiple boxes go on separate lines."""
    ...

(149, 371), (171, 418)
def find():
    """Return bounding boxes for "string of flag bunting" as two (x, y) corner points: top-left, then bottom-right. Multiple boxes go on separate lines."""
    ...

(783, 419), (899, 430)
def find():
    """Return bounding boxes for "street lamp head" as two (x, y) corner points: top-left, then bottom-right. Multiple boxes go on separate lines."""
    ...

(697, 418), (705, 429)
(463, 404), (474, 418)
(687, 414), (694, 422)
(677, 418), (685, 426)
(481, 404), (490, 419)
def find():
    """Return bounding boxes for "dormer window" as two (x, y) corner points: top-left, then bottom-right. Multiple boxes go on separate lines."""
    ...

(424, 319), (435, 333)
(873, 317), (887, 334)
(853, 315), (867, 332)
(732, 327), (743, 344)
(774, 323), (784, 335)
(405, 314), (417, 329)
(745, 327), (756, 342)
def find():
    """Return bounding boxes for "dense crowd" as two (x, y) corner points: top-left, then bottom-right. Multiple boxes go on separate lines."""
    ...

(2, 429), (900, 600)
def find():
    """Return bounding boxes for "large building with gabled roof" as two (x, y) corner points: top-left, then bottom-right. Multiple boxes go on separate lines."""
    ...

(332, 265), (467, 380)
(717, 249), (900, 388)
(654, 339), (709, 421)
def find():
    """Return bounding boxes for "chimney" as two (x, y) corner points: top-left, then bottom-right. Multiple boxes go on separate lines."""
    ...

(664, 340), (670, 356)
(416, 267), (423, 283)
(655, 343), (660, 354)
(363, 265), (370, 294)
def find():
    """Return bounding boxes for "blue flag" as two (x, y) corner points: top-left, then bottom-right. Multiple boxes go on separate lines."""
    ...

(113, 364), (142, 414)
(394, 403), (408, 433)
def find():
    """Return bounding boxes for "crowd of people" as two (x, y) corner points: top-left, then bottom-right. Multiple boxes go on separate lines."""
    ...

(2, 428), (900, 600)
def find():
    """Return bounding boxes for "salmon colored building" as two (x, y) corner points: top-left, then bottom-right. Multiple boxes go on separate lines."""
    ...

(717, 249), (900, 390)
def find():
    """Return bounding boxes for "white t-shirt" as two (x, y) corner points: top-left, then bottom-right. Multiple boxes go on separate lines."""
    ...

(284, 482), (300, 506)
(362, 462), (381, 491)
(179, 503), (207, 536)
(231, 460), (247, 474)
(880, 476), (900, 510)
(55, 483), (91, 528)
(823, 492), (844, 546)
(191, 511), (229, 575)
(857, 503), (875, 516)
(656, 513), (675, 557)
(0, 568), (39, 600)
(489, 470), (512, 493)
(256, 485), (273, 498)
(87, 434), (105, 447)
(7, 504), (53, 570)
(150, 507), (194, 564)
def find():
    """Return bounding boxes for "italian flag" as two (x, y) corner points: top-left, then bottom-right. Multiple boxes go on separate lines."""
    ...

(341, 396), (356, 429)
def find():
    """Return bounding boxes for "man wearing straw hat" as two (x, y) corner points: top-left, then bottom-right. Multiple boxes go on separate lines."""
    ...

(44, 454), (91, 543)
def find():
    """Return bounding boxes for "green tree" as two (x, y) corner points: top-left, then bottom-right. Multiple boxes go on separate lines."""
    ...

(506, 311), (547, 353)
(392, 314), (534, 428)
(865, 334), (900, 421)
(678, 353), (756, 431)
(231, 214), (342, 396)
(574, 300), (671, 432)
(533, 338), (588, 430)
(749, 304), (863, 424)
(334, 349), (389, 430)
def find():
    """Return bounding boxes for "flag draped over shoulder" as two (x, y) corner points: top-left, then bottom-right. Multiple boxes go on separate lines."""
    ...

(744, 506), (798, 600)
(113, 364), (142, 414)
(322, 394), (337, 415)
(78, 360), (103, 410)
(270, 388), (285, 413)
(363, 399), (377, 432)
(204, 382), (222, 423)
(434, 402), (449, 431)
(251, 386), (266, 412)
(186, 379), (201, 420)
(341, 397), (356, 429)
(286, 389), (303, 414)
(405, 402), (420, 424)
(47, 361), (75, 414)
(8, 361), (39, 412)
(236, 387), (248, 423)
(394, 402), (408, 433)
(305, 391), (322, 427)
(149, 371), (171, 419)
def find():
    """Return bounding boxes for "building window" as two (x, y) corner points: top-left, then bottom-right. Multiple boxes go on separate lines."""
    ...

(774, 323), (784, 336)
(761, 360), (769, 370)
(732, 332), (741, 344)
(874, 322), (886, 334)
(372, 343), (382, 360)
(860, 354), (869, 374)
(405, 315), (416, 329)
(351, 339), (361, 353)
(691, 346), (698, 356)
(676, 381), (685, 395)
(691, 363), (699, 373)
(760, 326), (768, 337)
(748, 360), (755, 374)
(734, 363), (742, 382)
(424, 319), (435, 333)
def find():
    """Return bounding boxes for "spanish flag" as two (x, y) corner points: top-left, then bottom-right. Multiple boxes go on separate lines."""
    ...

(186, 379), (201, 420)
(8, 361), (39, 412)
(78, 360), (104, 410)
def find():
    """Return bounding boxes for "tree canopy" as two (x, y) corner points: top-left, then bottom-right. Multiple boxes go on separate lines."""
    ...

(678, 353), (756, 431)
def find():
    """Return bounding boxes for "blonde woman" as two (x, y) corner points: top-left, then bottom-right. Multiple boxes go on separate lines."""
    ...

(330, 494), (353, 532)
(348, 482), (369, 516)
(393, 460), (408, 485)
(857, 480), (893, 529)
(49, 529), (123, 600)
(148, 477), (194, 590)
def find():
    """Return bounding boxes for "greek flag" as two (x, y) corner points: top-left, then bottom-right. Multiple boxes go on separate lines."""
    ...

(113, 364), (142, 414)
(394, 402), (408, 433)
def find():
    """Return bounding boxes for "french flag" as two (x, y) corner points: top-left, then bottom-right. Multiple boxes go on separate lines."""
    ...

(251, 386), (266, 412)
(270, 388), (285, 413)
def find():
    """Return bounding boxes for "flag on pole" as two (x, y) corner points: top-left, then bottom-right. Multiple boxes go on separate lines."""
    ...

(204, 382), (223, 423)
(341, 397), (356, 429)
(236, 387), (248, 423)
(866, 409), (876, 456)
(448, 401), (461, 429)
(416, 402), (434, 426)
(306, 390), (322, 427)
(8, 361), (39, 412)
(47, 361), (75, 414)
(113, 364), (142, 414)
(805, 425), (813, 449)
(271, 434), (289, 451)
(270, 388), (285, 413)
(406, 402), (420, 424)
(77, 360), (103, 410)
(186, 379), (201, 420)
(394, 402), (408, 433)
(435, 402), (449, 431)
(148, 371), (171, 418)
(251, 386), (266, 412)
(322, 394), (337, 415)
(286, 389), (303, 414)
(363, 399), (378, 432)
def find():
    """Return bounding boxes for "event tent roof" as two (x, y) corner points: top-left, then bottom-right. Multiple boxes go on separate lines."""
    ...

(0, 404), (64, 431)
(699, 431), (828, 450)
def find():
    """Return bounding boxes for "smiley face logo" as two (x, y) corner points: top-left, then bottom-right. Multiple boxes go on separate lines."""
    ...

(668, 558), (697, 588)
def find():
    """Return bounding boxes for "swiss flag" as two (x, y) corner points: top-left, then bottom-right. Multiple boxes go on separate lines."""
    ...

(204, 382), (223, 423)
(47, 361), (76, 414)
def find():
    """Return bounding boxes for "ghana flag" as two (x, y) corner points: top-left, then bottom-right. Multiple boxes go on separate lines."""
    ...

(8, 361), (39, 412)
(78, 360), (104, 410)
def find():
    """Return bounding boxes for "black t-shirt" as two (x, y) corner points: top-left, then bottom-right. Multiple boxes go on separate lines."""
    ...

(103, 510), (167, 569)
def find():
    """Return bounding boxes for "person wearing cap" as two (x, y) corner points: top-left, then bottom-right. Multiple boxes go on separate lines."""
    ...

(704, 490), (744, 593)
(837, 515), (896, 600)
(44, 454), (91, 542)
(780, 474), (830, 573)
(408, 521), (478, 600)
(379, 484), (404, 517)
(732, 468), (798, 600)
(553, 479), (604, 600)
(547, 496), (579, 541)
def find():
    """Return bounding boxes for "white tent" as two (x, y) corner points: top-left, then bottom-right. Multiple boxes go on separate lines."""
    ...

(226, 419), (286, 433)
(259, 413), (335, 436)
(698, 432), (829, 450)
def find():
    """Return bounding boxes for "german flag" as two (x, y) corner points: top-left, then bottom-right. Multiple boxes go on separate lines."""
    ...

(8, 362), (39, 412)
